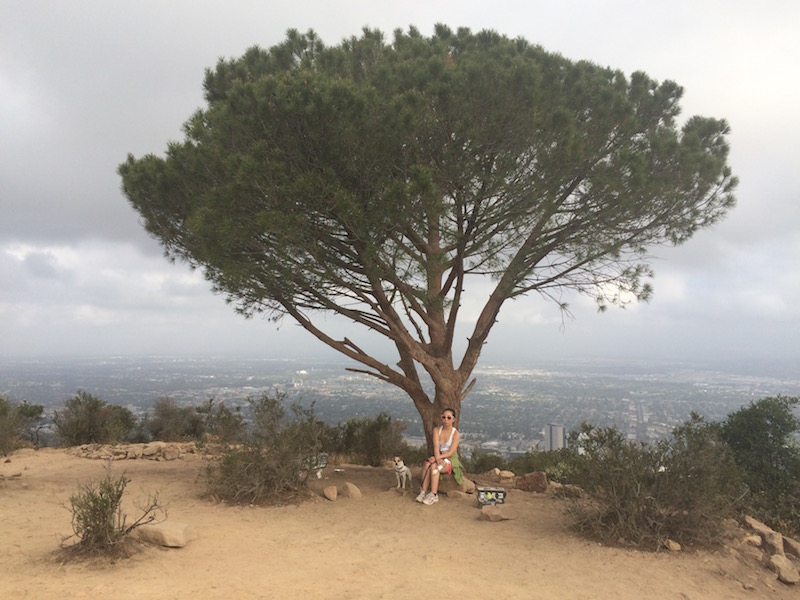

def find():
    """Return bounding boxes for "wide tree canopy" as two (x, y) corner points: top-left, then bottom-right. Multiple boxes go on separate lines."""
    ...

(119, 25), (736, 446)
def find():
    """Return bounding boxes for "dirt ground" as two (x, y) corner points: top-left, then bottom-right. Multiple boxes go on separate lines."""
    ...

(0, 448), (795, 600)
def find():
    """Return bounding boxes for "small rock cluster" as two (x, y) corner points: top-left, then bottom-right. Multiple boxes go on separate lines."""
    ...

(744, 515), (800, 584)
(322, 481), (362, 501)
(67, 441), (209, 462)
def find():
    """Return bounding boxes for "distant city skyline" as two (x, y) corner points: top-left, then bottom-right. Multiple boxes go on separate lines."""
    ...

(2, 355), (797, 451)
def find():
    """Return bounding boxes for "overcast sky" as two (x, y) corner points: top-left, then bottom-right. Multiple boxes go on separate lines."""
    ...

(1, 1), (798, 371)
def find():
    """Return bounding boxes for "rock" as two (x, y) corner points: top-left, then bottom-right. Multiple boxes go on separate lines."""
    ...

(323, 485), (338, 501)
(132, 522), (197, 548)
(665, 539), (681, 552)
(480, 504), (517, 522)
(784, 537), (800, 559)
(339, 482), (362, 499)
(744, 534), (762, 547)
(162, 446), (181, 461)
(745, 515), (775, 536)
(142, 442), (166, 457)
(516, 471), (548, 493)
(764, 531), (785, 557)
(438, 475), (475, 495)
(498, 470), (515, 482)
(768, 554), (800, 584)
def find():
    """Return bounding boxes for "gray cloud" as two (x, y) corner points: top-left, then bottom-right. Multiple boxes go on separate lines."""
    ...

(1, 1), (798, 367)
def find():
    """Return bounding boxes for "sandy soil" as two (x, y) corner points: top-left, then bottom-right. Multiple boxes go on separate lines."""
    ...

(0, 448), (795, 600)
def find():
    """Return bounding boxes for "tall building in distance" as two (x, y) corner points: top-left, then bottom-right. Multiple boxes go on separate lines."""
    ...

(545, 424), (565, 451)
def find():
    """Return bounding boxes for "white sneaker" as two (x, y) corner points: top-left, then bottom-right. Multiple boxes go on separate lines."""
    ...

(415, 490), (427, 503)
(423, 493), (438, 505)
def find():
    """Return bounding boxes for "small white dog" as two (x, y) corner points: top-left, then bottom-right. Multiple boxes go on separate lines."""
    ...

(394, 456), (412, 490)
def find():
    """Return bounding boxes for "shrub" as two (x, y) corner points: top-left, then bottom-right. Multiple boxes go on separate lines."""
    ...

(0, 397), (45, 454)
(463, 448), (508, 474)
(196, 398), (246, 443)
(204, 391), (325, 505)
(507, 448), (577, 483)
(721, 395), (800, 535)
(326, 412), (407, 467)
(54, 391), (135, 446)
(144, 397), (205, 442)
(63, 463), (165, 557)
(561, 416), (744, 550)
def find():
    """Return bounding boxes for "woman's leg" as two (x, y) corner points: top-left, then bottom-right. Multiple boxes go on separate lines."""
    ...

(421, 459), (434, 491)
(430, 468), (440, 495)
(416, 460), (434, 501)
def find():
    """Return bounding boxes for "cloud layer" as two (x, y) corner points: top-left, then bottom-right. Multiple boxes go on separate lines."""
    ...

(1, 1), (798, 367)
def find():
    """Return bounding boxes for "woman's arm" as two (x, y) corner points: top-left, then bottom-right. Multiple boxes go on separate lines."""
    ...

(432, 427), (441, 460)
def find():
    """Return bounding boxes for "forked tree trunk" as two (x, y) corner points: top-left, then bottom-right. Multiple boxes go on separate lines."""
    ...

(414, 382), (462, 455)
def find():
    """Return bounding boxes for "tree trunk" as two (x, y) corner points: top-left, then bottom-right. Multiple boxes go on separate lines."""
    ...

(416, 381), (463, 455)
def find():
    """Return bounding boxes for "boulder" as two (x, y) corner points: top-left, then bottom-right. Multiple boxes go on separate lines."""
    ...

(784, 536), (800, 560)
(764, 531), (785, 557)
(665, 539), (681, 552)
(339, 482), (362, 499)
(516, 471), (548, 493)
(438, 474), (475, 495)
(162, 446), (181, 461)
(499, 470), (515, 482)
(745, 515), (775, 536)
(133, 522), (197, 548)
(768, 554), (800, 584)
(142, 442), (166, 457)
(323, 485), (338, 501)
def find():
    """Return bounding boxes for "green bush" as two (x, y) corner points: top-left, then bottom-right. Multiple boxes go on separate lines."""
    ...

(507, 448), (577, 483)
(463, 448), (508, 474)
(54, 391), (135, 446)
(196, 398), (246, 443)
(204, 392), (325, 505)
(720, 395), (800, 536)
(0, 397), (45, 454)
(144, 397), (205, 442)
(561, 416), (744, 550)
(63, 464), (165, 556)
(142, 397), (246, 444)
(326, 412), (407, 466)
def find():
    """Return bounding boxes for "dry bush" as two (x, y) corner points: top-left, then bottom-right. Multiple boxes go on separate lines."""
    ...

(61, 463), (166, 558)
(204, 392), (325, 505)
(561, 416), (745, 550)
